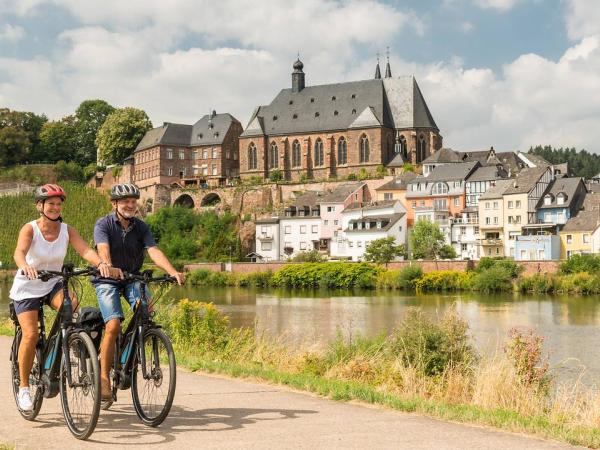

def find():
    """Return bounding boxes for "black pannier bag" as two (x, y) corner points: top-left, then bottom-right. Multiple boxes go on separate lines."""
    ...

(77, 307), (104, 351)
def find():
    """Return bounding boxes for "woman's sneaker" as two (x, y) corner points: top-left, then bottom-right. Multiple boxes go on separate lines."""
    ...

(18, 387), (33, 411)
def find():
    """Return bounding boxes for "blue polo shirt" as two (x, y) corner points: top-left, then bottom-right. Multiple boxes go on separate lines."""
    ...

(92, 213), (157, 284)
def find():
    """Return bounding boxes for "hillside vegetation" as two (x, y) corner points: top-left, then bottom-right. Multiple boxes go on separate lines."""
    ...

(0, 181), (111, 268)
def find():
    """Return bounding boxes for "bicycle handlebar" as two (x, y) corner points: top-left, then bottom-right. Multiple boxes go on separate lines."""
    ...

(37, 265), (99, 282)
(122, 270), (176, 284)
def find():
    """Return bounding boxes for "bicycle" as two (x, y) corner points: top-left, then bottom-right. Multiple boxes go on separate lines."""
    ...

(102, 270), (177, 427)
(9, 264), (102, 440)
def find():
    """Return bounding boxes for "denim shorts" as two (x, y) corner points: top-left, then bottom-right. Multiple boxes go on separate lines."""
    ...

(94, 281), (151, 323)
(12, 281), (64, 315)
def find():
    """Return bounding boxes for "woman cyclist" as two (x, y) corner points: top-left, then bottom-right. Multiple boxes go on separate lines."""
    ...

(9, 184), (115, 411)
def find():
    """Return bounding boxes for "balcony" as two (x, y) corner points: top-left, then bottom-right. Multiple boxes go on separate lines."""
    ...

(257, 233), (274, 241)
(452, 217), (479, 225)
(481, 238), (503, 246)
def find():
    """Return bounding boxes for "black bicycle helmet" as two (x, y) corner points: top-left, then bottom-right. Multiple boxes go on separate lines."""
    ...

(110, 183), (140, 200)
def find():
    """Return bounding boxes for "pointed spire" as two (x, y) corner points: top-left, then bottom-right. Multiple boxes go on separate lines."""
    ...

(374, 52), (381, 79)
(385, 46), (392, 78)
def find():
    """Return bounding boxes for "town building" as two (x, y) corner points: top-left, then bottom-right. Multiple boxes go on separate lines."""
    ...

(421, 146), (526, 177)
(133, 111), (242, 188)
(560, 192), (600, 258)
(406, 162), (480, 243)
(238, 58), (442, 183)
(502, 166), (553, 258)
(535, 177), (586, 226)
(254, 217), (280, 261)
(331, 201), (407, 261)
(478, 179), (511, 257)
(318, 182), (369, 254)
(279, 190), (322, 259)
(374, 172), (418, 225)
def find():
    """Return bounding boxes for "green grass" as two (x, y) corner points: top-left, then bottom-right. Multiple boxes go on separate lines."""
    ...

(0, 181), (111, 268)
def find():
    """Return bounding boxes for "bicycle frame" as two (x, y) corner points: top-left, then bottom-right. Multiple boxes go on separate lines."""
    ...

(112, 271), (173, 390)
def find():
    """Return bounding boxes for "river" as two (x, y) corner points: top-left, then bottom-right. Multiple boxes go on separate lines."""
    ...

(2, 283), (599, 383)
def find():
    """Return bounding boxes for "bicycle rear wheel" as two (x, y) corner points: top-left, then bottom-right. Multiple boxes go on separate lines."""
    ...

(60, 331), (101, 440)
(11, 329), (44, 420)
(131, 328), (176, 427)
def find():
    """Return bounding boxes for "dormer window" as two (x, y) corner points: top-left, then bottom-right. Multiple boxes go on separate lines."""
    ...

(197, 133), (203, 140)
(331, 96), (336, 101)
(315, 112), (320, 117)
(334, 110), (339, 116)
(289, 100), (293, 105)
(214, 132), (219, 138)
(351, 94), (356, 99)
(310, 98), (315, 103)
(544, 194), (552, 205)
(557, 193), (567, 205)
(293, 114), (298, 119)
(351, 109), (356, 114)
(273, 115), (278, 121)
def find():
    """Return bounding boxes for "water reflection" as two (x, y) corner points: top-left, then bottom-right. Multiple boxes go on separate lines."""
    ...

(2, 283), (600, 381)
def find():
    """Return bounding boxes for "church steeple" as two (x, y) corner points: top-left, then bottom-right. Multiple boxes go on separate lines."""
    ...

(292, 54), (305, 93)
(385, 47), (392, 78)
(374, 53), (381, 79)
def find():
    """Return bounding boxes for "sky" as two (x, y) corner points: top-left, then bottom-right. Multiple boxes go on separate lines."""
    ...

(0, 0), (599, 153)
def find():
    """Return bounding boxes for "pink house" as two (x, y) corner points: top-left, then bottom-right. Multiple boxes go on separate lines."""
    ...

(318, 182), (370, 251)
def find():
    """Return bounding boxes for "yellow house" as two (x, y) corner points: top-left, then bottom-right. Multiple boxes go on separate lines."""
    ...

(560, 210), (600, 258)
(478, 179), (511, 257)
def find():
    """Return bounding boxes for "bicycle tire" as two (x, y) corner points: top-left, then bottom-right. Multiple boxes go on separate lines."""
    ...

(131, 328), (176, 427)
(59, 331), (101, 440)
(11, 329), (44, 420)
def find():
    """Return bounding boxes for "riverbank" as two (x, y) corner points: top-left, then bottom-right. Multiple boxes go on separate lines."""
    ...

(2, 282), (600, 447)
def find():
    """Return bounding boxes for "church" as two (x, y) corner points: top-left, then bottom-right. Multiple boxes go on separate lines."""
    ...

(239, 57), (443, 182)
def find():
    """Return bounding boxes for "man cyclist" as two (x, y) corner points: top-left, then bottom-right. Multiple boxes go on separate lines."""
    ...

(93, 183), (185, 401)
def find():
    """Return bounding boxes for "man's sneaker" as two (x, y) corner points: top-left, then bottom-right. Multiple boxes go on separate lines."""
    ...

(18, 387), (33, 411)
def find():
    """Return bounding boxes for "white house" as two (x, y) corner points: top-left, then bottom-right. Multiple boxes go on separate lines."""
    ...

(278, 216), (321, 259)
(332, 201), (407, 261)
(254, 218), (280, 261)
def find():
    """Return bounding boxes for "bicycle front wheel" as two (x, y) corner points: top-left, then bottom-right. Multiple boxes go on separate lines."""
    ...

(11, 330), (44, 420)
(131, 328), (176, 427)
(59, 331), (101, 440)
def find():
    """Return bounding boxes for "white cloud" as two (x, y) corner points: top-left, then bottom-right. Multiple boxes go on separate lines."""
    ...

(565, 0), (600, 40)
(0, 24), (25, 43)
(461, 21), (475, 33)
(472, 0), (521, 11)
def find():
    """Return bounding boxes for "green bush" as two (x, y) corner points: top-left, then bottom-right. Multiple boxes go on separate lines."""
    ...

(161, 299), (230, 351)
(470, 265), (514, 292)
(414, 270), (473, 292)
(517, 274), (557, 293)
(560, 254), (600, 274)
(397, 266), (423, 290)
(187, 269), (235, 287)
(237, 270), (273, 288)
(269, 169), (283, 183)
(271, 262), (380, 289)
(291, 250), (326, 262)
(476, 257), (522, 278)
(389, 308), (477, 376)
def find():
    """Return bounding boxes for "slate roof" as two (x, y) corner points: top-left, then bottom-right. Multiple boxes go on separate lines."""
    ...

(502, 166), (550, 195)
(421, 148), (463, 164)
(344, 200), (397, 211)
(135, 113), (240, 152)
(319, 182), (364, 203)
(537, 177), (585, 209)
(521, 153), (550, 167)
(345, 212), (405, 232)
(494, 152), (527, 174)
(479, 179), (512, 200)
(255, 217), (279, 224)
(412, 161), (480, 183)
(241, 75), (438, 137)
(466, 165), (508, 182)
(291, 190), (324, 208)
(561, 211), (600, 233)
(375, 172), (418, 191)
(387, 153), (406, 167)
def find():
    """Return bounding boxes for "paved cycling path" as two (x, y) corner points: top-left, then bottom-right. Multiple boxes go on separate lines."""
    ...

(0, 337), (582, 449)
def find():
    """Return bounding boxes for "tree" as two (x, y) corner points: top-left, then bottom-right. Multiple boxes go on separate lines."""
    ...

(409, 220), (447, 260)
(439, 244), (457, 259)
(0, 126), (31, 166)
(269, 168), (283, 183)
(364, 237), (404, 265)
(74, 99), (115, 165)
(0, 108), (47, 162)
(39, 116), (77, 163)
(96, 107), (152, 165)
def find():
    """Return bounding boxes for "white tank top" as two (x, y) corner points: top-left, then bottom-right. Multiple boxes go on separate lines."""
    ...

(10, 220), (70, 301)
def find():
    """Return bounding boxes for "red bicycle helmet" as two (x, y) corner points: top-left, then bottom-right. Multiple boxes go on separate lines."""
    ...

(34, 184), (66, 202)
